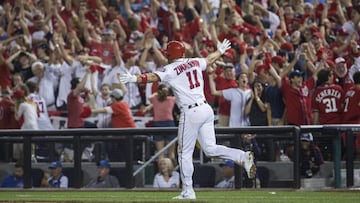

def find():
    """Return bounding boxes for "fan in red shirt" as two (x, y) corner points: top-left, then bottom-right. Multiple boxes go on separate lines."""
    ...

(80, 0), (106, 27)
(312, 32), (334, 62)
(174, 11), (201, 44)
(343, 71), (360, 160)
(156, 0), (180, 40)
(213, 62), (238, 127)
(67, 71), (96, 128)
(0, 92), (20, 130)
(281, 70), (315, 125)
(87, 28), (116, 66)
(333, 57), (354, 91)
(92, 89), (135, 128)
(0, 51), (12, 90)
(330, 28), (353, 62)
(103, 4), (129, 37)
(343, 71), (360, 124)
(312, 68), (344, 125)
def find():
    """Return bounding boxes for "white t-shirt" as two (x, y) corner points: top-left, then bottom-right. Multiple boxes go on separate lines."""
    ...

(95, 94), (112, 128)
(155, 58), (207, 109)
(343, 21), (359, 40)
(153, 171), (180, 188)
(16, 102), (39, 130)
(54, 62), (75, 107)
(119, 65), (142, 108)
(28, 93), (53, 129)
(349, 57), (360, 82)
(268, 11), (280, 34)
(74, 62), (99, 94)
(48, 175), (68, 188)
(215, 176), (235, 188)
(32, 30), (45, 40)
(222, 88), (251, 127)
(101, 64), (122, 86)
(144, 61), (163, 105)
(27, 66), (58, 107)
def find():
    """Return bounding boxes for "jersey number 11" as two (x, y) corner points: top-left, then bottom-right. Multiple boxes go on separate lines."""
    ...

(186, 70), (200, 89)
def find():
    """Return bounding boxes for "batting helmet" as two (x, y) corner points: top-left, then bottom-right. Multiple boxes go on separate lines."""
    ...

(166, 41), (185, 60)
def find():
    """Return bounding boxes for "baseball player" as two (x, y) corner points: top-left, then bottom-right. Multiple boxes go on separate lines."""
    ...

(120, 39), (255, 200)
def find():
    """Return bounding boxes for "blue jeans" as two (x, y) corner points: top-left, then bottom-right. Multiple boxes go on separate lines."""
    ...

(152, 120), (176, 141)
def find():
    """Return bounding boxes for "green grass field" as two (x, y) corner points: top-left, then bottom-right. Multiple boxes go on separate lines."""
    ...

(0, 189), (359, 203)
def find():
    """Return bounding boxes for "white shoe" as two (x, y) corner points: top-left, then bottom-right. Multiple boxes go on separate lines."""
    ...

(242, 151), (256, 179)
(172, 190), (196, 200)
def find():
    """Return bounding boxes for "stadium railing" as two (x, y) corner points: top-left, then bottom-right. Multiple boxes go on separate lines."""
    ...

(0, 125), (359, 189)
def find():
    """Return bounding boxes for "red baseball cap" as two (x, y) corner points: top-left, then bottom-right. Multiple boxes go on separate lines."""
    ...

(337, 28), (348, 36)
(312, 32), (323, 39)
(272, 55), (284, 64)
(280, 42), (294, 52)
(12, 89), (25, 99)
(224, 48), (235, 60)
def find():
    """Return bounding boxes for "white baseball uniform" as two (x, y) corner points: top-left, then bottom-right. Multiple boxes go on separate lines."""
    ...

(154, 58), (246, 190)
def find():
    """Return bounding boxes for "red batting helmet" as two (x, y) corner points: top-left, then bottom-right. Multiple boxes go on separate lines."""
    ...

(166, 41), (185, 60)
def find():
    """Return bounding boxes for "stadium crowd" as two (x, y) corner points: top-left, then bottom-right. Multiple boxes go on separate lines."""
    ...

(0, 0), (360, 178)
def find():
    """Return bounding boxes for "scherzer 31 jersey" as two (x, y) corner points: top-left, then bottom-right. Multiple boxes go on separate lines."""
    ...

(155, 58), (207, 109)
(311, 84), (344, 124)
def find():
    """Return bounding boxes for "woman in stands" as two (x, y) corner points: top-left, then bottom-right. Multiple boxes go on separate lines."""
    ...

(13, 86), (39, 162)
(153, 157), (179, 188)
(143, 84), (177, 162)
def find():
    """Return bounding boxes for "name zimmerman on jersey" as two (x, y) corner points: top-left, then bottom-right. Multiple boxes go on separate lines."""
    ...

(315, 88), (341, 102)
(174, 60), (200, 75)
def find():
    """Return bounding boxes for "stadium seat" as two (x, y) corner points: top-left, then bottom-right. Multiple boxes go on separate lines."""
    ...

(106, 142), (128, 162)
(62, 168), (83, 188)
(257, 166), (270, 188)
(31, 168), (44, 187)
(35, 143), (52, 162)
(109, 167), (128, 188)
(193, 164), (216, 187)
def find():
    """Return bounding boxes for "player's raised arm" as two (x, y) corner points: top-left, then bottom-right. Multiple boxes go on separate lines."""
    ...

(205, 39), (231, 67)
(120, 72), (160, 84)
(120, 41), (186, 84)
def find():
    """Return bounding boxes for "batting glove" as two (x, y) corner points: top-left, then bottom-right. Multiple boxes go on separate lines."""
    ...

(217, 38), (231, 55)
(119, 72), (137, 84)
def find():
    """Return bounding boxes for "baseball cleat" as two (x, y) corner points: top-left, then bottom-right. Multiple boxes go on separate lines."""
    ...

(172, 190), (196, 200)
(242, 151), (256, 179)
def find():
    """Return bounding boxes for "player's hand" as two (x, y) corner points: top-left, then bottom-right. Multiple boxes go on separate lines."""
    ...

(119, 72), (137, 84)
(217, 38), (231, 55)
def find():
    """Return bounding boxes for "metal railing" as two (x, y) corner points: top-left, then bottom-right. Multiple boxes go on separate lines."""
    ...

(0, 125), (359, 189)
